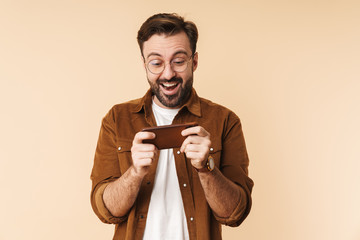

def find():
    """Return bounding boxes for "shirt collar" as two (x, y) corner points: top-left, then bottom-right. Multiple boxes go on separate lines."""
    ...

(132, 88), (202, 118)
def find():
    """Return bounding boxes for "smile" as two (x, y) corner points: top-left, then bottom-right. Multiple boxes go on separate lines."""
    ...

(160, 81), (180, 95)
(162, 82), (177, 88)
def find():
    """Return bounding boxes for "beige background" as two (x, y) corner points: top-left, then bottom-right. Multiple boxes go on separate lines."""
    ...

(1, 0), (359, 239)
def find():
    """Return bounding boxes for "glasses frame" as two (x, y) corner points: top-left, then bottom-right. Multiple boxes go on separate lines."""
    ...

(145, 53), (195, 75)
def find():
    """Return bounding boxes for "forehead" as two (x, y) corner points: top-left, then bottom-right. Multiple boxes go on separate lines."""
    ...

(142, 31), (191, 59)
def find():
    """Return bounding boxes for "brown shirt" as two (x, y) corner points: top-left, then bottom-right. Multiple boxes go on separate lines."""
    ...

(90, 88), (254, 240)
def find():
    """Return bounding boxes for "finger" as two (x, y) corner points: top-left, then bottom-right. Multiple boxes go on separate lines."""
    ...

(132, 151), (157, 173)
(182, 146), (210, 163)
(183, 142), (208, 154)
(134, 157), (153, 165)
(181, 136), (200, 152)
(132, 143), (157, 153)
(133, 158), (153, 171)
(185, 135), (211, 145)
(133, 131), (156, 144)
(180, 137), (191, 153)
(181, 126), (210, 138)
(132, 151), (156, 160)
(180, 135), (211, 152)
(184, 145), (209, 158)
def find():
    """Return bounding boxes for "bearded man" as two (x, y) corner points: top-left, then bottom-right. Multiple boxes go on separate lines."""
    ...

(90, 13), (254, 240)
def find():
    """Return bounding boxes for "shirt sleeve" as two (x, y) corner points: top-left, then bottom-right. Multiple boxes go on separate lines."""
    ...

(90, 108), (127, 224)
(217, 111), (254, 227)
(92, 181), (128, 224)
(213, 185), (248, 226)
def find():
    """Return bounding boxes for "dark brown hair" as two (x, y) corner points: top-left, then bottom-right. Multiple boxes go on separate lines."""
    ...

(137, 13), (198, 56)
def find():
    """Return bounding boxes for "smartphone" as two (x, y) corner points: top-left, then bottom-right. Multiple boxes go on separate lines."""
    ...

(142, 122), (198, 149)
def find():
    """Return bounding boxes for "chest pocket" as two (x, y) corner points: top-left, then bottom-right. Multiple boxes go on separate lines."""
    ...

(116, 140), (133, 175)
(209, 140), (222, 168)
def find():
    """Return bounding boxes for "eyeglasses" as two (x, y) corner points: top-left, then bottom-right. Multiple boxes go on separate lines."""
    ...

(146, 54), (194, 75)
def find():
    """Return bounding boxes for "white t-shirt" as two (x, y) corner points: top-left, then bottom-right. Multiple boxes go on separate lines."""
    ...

(142, 100), (189, 240)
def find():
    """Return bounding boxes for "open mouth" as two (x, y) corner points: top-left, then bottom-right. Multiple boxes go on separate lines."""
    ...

(160, 82), (180, 95)
(161, 82), (179, 90)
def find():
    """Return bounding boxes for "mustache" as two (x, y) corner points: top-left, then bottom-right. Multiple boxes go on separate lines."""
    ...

(157, 77), (183, 85)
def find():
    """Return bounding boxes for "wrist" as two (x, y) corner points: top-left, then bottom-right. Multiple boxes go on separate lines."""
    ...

(195, 155), (215, 173)
(130, 165), (147, 179)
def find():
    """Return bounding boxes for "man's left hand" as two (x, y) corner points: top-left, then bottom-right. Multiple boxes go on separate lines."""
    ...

(180, 126), (211, 170)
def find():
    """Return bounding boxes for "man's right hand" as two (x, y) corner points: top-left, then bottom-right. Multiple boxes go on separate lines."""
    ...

(131, 131), (158, 177)
(102, 131), (158, 217)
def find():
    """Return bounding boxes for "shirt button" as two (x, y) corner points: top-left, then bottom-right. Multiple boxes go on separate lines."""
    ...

(183, 183), (187, 187)
(190, 217), (194, 221)
(118, 146), (122, 151)
(177, 150), (181, 155)
(210, 147), (214, 152)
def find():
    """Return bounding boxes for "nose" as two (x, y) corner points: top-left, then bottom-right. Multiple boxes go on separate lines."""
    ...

(161, 62), (176, 80)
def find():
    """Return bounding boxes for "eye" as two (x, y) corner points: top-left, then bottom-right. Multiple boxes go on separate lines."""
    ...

(172, 58), (186, 66)
(149, 59), (164, 67)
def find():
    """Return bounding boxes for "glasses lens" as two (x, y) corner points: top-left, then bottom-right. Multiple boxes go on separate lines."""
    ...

(171, 58), (188, 72)
(148, 59), (164, 74)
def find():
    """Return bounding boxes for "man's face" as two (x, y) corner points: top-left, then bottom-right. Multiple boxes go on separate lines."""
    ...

(142, 31), (198, 109)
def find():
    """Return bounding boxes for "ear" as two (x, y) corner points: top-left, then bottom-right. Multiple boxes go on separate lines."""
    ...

(192, 52), (198, 71)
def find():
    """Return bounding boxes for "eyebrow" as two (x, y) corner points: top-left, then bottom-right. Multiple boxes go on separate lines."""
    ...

(146, 50), (190, 59)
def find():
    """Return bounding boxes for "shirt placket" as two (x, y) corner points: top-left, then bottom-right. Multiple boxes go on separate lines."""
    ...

(173, 148), (197, 240)
(172, 113), (197, 240)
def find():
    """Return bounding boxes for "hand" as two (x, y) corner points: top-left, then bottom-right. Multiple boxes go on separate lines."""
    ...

(131, 131), (158, 176)
(180, 126), (211, 170)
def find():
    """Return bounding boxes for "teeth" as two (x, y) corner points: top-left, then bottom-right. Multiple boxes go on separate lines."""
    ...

(162, 82), (177, 87)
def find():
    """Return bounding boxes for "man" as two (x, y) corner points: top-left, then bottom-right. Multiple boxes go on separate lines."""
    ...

(91, 13), (253, 240)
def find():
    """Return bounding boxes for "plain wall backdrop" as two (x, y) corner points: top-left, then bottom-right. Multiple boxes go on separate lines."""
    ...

(1, 0), (359, 239)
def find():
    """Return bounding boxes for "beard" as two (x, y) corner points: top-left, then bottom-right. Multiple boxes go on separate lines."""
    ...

(148, 75), (193, 108)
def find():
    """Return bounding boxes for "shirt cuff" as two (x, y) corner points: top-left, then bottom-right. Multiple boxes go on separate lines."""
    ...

(213, 186), (248, 226)
(94, 182), (128, 224)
